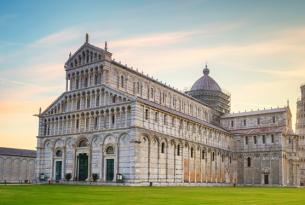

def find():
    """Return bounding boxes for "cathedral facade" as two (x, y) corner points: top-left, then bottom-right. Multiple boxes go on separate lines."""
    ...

(35, 35), (303, 186)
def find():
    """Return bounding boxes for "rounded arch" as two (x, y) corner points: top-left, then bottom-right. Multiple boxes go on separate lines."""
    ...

(118, 133), (130, 146)
(54, 139), (64, 149)
(103, 134), (117, 145)
(151, 135), (160, 145)
(43, 139), (53, 149)
(65, 137), (75, 148)
(91, 134), (103, 147)
(77, 138), (89, 147)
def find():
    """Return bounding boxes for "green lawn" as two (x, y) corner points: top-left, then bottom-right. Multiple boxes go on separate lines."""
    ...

(0, 185), (305, 205)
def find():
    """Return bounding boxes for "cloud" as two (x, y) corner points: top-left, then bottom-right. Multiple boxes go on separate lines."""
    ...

(104, 22), (242, 49)
(30, 27), (84, 47)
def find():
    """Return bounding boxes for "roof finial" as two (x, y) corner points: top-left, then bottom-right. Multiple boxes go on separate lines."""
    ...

(105, 41), (108, 51)
(85, 33), (89, 43)
(203, 62), (209, 75)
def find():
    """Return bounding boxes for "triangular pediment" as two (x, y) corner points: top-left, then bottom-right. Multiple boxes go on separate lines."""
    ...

(40, 84), (135, 116)
(65, 42), (112, 69)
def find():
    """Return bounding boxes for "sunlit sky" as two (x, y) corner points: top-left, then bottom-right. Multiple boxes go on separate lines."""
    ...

(1, 0), (305, 149)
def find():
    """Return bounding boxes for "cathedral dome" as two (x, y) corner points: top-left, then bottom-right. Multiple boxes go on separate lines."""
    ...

(190, 65), (221, 91)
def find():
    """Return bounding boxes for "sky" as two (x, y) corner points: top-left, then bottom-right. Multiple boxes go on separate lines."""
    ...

(1, 0), (305, 149)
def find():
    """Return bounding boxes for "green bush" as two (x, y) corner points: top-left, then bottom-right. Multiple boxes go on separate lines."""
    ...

(92, 174), (99, 182)
(65, 173), (72, 181)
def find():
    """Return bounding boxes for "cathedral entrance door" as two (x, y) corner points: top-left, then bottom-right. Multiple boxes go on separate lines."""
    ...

(78, 153), (88, 181)
(264, 174), (269, 184)
(55, 161), (62, 181)
(106, 159), (114, 181)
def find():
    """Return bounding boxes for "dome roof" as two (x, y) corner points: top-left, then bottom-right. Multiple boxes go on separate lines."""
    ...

(190, 65), (221, 91)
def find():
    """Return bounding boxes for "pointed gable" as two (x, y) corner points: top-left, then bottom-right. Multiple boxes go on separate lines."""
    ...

(65, 34), (112, 70)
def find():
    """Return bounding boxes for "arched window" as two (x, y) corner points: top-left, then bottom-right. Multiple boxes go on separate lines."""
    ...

(106, 146), (114, 154)
(247, 157), (251, 167)
(161, 142), (165, 153)
(202, 150), (205, 159)
(191, 147), (194, 158)
(55, 149), (62, 157)
(177, 144), (180, 156)
(78, 138), (88, 147)
(112, 96), (116, 103)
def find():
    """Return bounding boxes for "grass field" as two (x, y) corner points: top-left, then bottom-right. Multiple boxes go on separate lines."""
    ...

(0, 185), (305, 205)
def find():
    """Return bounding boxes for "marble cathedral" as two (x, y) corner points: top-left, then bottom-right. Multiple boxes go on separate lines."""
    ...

(35, 34), (304, 186)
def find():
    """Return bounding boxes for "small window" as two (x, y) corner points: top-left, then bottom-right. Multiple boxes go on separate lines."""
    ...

(245, 136), (248, 145)
(212, 152), (215, 161)
(84, 77), (88, 88)
(87, 97), (90, 108)
(262, 135), (266, 144)
(76, 119), (79, 129)
(136, 82), (140, 94)
(112, 96), (116, 103)
(257, 118), (260, 125)
(161, 142), (165, 153)
(243, 119), (246, 126)
(55, 150), (62, 157)
(272, 116), (276, 123)
(247, 157), (251, 167)
(111, 114), (115, 125)
(77, 99), (80, 110)
(120, 75), (124, 88)
(191, 147), (194, 158)
(155, 112), (159, 122)
(96, 95), (100, 106)
(94, 117), (98, 129)
(202, 150), (205, 159)
(85, 117), (89, 129)
(106, 146), (114, 154)
(164, 114), (167, 125)
(231, 120), (234, 127)
(76, 78), (79, 89)
(145, 109), (149, 120)
(177, 145), (180, 156)
(150, 87), (154, 99)
(229, 156), (232, 164)
(94, 74), (98, 85)
(271, 134), (274, 143)
(254, 136), (257, 144)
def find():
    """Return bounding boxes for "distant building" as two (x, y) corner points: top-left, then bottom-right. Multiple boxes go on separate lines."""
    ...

(296, 84), (305, 136)
(296, 84), (305, 185)
(35, 34), (304, 186)
(0, 147), (36, 183)
(220, 108), (299, 185)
